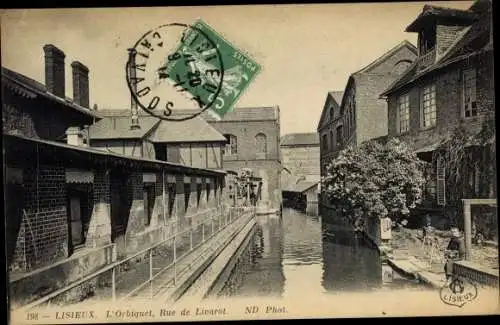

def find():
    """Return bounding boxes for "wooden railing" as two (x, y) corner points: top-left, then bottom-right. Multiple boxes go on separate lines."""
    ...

(418, 48), (436, 70)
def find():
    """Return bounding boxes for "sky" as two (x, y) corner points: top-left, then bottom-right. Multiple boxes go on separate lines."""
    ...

(1, 1), (473, 136)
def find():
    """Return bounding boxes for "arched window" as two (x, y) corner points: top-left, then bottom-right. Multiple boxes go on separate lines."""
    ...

(223, 134), (237, 155)
(329, 106), (334, 120)
(255, 133), (267, 157)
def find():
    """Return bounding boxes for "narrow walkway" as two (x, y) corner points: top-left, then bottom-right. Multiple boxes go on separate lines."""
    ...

(63, 211), (254, 307)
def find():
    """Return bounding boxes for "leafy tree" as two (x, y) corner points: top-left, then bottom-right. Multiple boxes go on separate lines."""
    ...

(322, 138), (425, 224)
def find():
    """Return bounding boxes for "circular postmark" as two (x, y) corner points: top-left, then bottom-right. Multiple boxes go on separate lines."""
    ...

(126, 23), (225, 121)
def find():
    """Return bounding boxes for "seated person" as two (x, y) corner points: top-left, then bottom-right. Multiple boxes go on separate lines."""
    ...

(444, 226), (465, 281)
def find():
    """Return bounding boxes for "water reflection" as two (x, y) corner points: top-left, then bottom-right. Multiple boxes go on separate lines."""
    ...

(234, 214), (285, 297)
(226, 208), (419, 298)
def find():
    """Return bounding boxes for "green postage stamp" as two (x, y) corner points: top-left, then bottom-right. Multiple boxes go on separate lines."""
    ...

(160, 19), (261, 120)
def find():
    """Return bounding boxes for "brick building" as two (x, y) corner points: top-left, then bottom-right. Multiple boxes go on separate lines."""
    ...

(3, 44), (228, 308)
(317, 41), (418, 178)
(280, 132), (320, 181)
(380, 0), (495, 213)
(174, 107), (283, 210)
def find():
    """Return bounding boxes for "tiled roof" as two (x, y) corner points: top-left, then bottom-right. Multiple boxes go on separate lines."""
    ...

(281, 132), (319, 146)
(149, 117), (227, 143)
(89, 111), (227, 143)
(89, 116), (160, 140)
(97, 106), (279, 122)
(2, 67), (100, 119)
(380, 1), (492, 97)
(439, 8), (491, 62)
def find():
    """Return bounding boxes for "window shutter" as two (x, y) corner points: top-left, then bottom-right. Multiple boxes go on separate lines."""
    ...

(436, 157), (446, 206)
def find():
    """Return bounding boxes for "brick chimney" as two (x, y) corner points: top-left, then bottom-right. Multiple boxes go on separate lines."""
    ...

(71, 61), (90, 108)
(43, 44), (66, 98)
(66, 126), (84, 146)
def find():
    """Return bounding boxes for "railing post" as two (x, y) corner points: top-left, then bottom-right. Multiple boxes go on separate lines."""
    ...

(111, 267), (116, 301)
(149, 248), (153, 299)
(211, 215), (214, 237)
(189, 224), (193, 251)
(463, 199), (472, 261)
(173, 232), (177, 285)
(202, 222), (205, 243)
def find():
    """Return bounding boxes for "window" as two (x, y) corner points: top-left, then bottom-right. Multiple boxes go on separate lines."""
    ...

(143, 183), (155, 225)
(421, 84), (436, 128)
(67, 186), (92, 251)
(336, 125), (343, 146)
(223, 134), (237, 155)
(329, 107), (334, 120)
(330, 130), (334, 150)
(398, 94), (410, 133)
(255, 133), (267, 154)
(322, 134), (328, 150)
(436, 156), (446, 206)
(463, 68), (477, 118)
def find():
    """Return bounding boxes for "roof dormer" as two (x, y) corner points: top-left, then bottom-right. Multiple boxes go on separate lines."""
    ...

(406, 5), (476, 70)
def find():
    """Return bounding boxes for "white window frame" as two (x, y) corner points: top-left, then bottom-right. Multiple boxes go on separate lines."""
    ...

(397, 94), (410, 134)
(462, 68), (478, 118)
(223, 134), (237, 156)
(421, 84), (436, 128)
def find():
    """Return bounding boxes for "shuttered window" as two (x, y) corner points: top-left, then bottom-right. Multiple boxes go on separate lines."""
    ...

(436, 156), (446, 206)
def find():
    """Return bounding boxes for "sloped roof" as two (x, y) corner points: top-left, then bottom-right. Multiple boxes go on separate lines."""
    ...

(2, 67), (100, 119)
(327, 40), (416, 115)
(317, 91), (343, 130)
(97, 107), (279, 122)
(89, 110), (227, 143)
(282, 180), (319, 193)
(281, 132), (319, 146)
(406, 4), (476, 32)
(381, 1), (492, 97)
(355, 40), (417, 74)
(89, 116), (160, 140)
(328, 91), (344, 106)
(149, 117), (227, 143)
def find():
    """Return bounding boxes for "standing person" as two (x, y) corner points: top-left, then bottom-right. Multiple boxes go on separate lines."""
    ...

(444, 226), (466, 282)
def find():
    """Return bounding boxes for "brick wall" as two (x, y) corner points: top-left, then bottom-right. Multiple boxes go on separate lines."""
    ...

(388, 52), (494, 148)
(356, 45), (418, 145)
(11, 165), (68, 272)
(208, 120), (280, 161)
(86, 169), (111, 248)
(281, 145), (320, 177)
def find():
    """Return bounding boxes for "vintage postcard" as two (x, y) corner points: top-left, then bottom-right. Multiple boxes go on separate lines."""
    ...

(1, 1), (498, 324)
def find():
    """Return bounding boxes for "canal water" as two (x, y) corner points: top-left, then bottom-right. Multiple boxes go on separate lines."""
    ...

(215, 208), (423, 299)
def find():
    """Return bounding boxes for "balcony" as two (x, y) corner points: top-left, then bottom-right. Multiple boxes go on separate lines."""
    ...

(418, 48), (436, 70)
